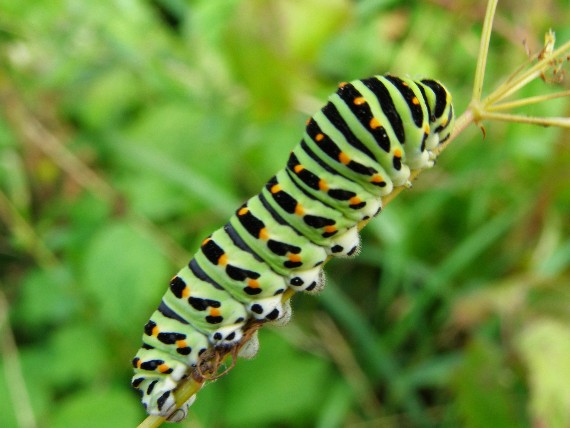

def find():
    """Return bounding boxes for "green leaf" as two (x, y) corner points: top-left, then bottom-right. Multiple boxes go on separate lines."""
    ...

(81, 221), (171, 337)
(50, 387), (141, 428)
(114, 141), (240, 219)
(454, 339), (520, 428)
(46, 322), (109, 388)
(13, 267), (76, 331)
(517, 319), (570, 428)
(315, 380), (354, 428)
(71, 68), (142, 130)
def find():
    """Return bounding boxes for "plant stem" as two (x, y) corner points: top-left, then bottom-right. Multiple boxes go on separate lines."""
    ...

(487, 90), (570, 111)
(483, 39), (570, 106)
(478, 111), (570, 127)
(0, 291), (37, 428)
(472, 0), (498, 102)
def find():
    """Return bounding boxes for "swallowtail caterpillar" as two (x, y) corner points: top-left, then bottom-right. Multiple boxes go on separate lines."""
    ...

(132, 74), (454, 421)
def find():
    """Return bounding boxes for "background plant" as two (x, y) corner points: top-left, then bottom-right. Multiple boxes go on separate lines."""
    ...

(0, 1), (569, 428)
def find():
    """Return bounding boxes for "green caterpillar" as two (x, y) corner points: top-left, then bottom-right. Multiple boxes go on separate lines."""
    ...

(132, 74), (455, 421)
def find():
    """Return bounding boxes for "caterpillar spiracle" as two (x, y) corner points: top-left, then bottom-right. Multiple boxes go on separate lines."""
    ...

(132, 74), (455, 421)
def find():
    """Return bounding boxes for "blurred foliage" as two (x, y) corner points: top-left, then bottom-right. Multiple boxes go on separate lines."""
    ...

(0, 0), (569, 427)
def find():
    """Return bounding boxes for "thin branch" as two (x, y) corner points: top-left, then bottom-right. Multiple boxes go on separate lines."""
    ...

(0, 291), (37, 428)
(314, 314), (383, 420)
(472, 0), (499, 102)
(0, 190), (59, 269)
(483, 39), (570, 106)
(478, 111), (570, 127)
(487, 90), (570, 111)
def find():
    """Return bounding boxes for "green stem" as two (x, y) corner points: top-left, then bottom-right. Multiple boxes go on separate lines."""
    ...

(0, 291), (38, 428)
(483, 39), (570, 106)
(487, 90), (570, 111)
(472, 0), (498, 102)
(478, 111), (570, 127)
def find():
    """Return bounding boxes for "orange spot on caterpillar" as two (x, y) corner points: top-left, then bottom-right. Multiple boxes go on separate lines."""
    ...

(353, 97), (366, 105)
(371, 174), (384, 183)
(294, 165), (304, 173)
(349, 196), (362, 205)
(288, 254), (301, 263)
(238, 207), (249, 216)
(158, 364), (170, 373)
(201, 237), (211, 246)
(370, 117), (381, 129)
(318, 179), (328, 191)
(210, 308), (221, 317)
(176, 340), (188, 348)
(294, 204), (304, 215)
(394, 149), (402, 158)
(152, 325), (159, 336)
(182, 287), (190, 298)
(338, 81), (348, 88)
(259, 227), (269, 240)
(324, 225), (337, 234)
(424, 124), (430, 134)
(271, 184), (282, 194)
(412, 97), (420, 105)
(247, 279), (260, 288)
(218, 254), (228, 266)
(315, 133), (325, 142)
(338, 152), (350, 165)
(136, 359), (142, 369)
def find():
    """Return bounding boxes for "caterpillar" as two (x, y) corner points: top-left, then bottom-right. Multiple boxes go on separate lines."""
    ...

(131, 74), (454, 421)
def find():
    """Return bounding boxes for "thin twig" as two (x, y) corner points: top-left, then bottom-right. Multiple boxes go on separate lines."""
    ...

(483, 39), (570, 106)
(471, 0), (498, 102)
(487, 90), (570, 111)
(314, 314), (383, 421)
(477, 111), (570, 127)
(0, 291), (38, 428)
(0, 190), (59, 269)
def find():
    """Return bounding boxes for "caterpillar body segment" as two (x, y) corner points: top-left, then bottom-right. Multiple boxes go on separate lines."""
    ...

(286, 150), (382, 222)
(229, 197), (329, 287)
(195, 229), (289, 320)
(262, 171), (358, 245)
(132, 74), (455, 420)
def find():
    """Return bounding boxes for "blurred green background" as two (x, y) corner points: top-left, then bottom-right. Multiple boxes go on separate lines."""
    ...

(1, 0), (569, 427)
